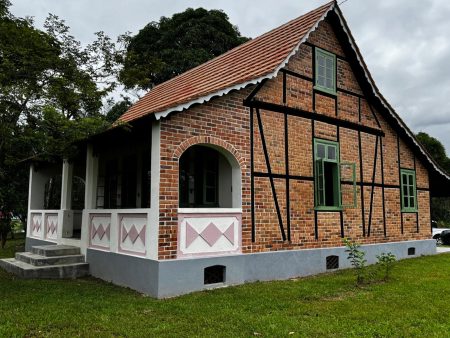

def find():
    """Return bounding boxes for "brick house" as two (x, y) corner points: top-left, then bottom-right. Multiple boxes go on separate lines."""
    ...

(10, 1), (450, 297)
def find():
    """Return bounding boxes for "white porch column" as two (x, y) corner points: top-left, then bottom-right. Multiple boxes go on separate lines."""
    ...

(27, 164), (47, 236)
(59, 159), (74, 239)
(28, 164), (47, 210)
(84, 143), (98, 209)
(147, 120), (160, 260)
(60, 159), (73, 210)
(80, 143), (98, 254)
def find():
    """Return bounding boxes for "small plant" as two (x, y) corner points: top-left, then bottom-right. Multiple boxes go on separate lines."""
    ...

(343, 238), (367, 285)
(376, 252), (396, 281)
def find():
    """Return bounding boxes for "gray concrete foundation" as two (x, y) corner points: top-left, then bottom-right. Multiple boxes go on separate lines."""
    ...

(86, 239), (436, 298)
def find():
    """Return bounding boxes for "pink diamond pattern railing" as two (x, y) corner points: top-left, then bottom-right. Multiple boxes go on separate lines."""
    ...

(186, 222), (235, 248)
(47, 220), (57, 235)
(122, 224), (145, 245)
(92, 223), (111, 241)
(32, 217), (41, 232)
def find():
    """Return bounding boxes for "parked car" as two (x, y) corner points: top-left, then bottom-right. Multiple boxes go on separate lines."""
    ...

(432, 224), (450, 245)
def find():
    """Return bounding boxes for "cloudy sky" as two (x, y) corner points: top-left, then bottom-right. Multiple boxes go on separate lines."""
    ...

(10, 0), (450, 153)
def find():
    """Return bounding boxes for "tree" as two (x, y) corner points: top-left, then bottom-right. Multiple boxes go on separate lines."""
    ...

(105, 98), (132, 123)
(119, 8), (249, 90)
(0, 0), (118, 239)
(416, 132), (450, 226)
(416, 132), (450, 173)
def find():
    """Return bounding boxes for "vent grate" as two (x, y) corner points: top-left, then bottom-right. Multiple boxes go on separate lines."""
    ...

(326, 255), (339, 270)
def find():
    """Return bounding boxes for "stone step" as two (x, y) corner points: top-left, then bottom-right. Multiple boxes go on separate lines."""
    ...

(31, 245), (80, 257)
(15, 252), (85, 266)
(0, 258), (89, 279)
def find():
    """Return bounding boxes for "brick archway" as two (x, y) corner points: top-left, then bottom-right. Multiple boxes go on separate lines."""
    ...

(173, 136), (245, 169)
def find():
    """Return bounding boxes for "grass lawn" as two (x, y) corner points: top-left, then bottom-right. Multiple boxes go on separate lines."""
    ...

(1, 237), (449, 337)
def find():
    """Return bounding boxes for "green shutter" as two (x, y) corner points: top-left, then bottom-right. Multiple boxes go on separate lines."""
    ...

(400, 169), (417, 212)
(315, 158), (325, 206)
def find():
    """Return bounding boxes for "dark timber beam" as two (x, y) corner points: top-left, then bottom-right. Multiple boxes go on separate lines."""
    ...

(244, 100), (384, 137)
(250, 107), (255, 242)
(255, 108), (287, 241)
(367, 136), (379, 236)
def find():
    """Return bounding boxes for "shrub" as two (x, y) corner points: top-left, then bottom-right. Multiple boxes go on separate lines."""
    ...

(343, 238), (367, 285)
(376, 252), (396, 281)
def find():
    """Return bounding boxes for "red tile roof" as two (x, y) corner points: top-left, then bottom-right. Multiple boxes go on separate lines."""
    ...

(119, 1), (335, 123)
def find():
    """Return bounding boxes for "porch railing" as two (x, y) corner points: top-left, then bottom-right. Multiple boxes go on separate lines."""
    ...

(177, 208), (242, 258)
(84, 208), (152, 257)
(29, 210), (62, 243)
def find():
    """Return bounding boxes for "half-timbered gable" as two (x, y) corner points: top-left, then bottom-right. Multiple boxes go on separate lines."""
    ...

(244, 12), (432, 253)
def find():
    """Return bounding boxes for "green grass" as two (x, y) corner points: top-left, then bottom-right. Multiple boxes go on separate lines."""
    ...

(1, 238), (450, 337)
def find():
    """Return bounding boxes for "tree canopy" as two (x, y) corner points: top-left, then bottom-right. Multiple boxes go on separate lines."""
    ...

(119, 8), (249, 90)
(416, 131), (450, 226)
(416, 132), (450, 173)
(0, 0), (117, 216)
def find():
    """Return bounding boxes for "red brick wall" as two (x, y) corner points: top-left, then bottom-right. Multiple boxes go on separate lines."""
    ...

(157, 17), (431, 259)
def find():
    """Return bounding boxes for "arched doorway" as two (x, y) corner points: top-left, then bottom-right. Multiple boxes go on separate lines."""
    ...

(179, 144), (241, 209)
(177, 144), (242, 257)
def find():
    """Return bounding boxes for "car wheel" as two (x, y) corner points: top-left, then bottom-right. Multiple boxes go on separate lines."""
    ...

(435, 236), (442, 246)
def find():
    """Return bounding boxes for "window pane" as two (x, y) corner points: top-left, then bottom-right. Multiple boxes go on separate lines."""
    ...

(408, 174), (413, 186)
(403, 185), (408, 197)
(205, 171), (215, 186)
(318, 65), (325, 77)
(326, 57), (333, 68)
(410, 197), (415, 208)
(326, 78), (332, 89)
(317, 76), (325, 87)
(206, 187), (216, 203)
(317, 144), (325, 158)
(327, 146), (336, 160)
(402, 174), (407, 186)
(318, 54), (325, 66)
(403, 196), (409, 208)
(325, 67), (332, 79)
(409, 185), (414, 197)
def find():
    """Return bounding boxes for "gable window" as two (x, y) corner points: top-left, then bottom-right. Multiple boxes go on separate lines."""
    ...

(400, 169), (417, 212)
(314, 139), (356, 210)
(315, 47), (336, 95)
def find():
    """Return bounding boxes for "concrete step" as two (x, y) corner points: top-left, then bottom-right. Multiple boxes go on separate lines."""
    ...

(15, 252), (85, 266)
(31, 245), (80, 257)
(0, 258), (89, 279)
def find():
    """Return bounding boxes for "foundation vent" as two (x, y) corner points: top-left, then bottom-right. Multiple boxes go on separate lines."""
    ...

(326, 255), (339, 270)
(408, 247), (416, 256)
(204, 265), (226, 285)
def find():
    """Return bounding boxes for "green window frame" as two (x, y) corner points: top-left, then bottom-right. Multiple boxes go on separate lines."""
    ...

(314, 139), (357, 210)
(400, 169), (417, 212)
(314, 139), (341, 210)
(314, 47), (336, 95)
